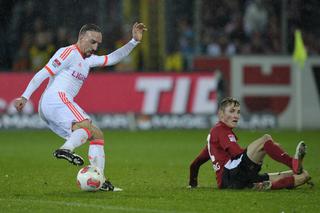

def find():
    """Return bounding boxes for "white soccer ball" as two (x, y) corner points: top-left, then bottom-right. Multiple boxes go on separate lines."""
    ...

(76, 165), (104, 191)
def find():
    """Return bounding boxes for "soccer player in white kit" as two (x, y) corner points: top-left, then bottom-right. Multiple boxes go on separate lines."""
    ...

(14, 22), (147, 191)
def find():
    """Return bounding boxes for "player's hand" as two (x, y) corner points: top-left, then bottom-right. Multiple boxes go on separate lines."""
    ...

(14, 97), (27, 112)
(132, 22), (147, 42)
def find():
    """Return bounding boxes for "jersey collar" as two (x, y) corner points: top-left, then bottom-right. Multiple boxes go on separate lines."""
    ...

(74, 44), (85, 58)
(217, 121), (233, 130)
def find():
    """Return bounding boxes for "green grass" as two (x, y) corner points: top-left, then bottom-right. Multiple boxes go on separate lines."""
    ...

(0, 129), (319, 213)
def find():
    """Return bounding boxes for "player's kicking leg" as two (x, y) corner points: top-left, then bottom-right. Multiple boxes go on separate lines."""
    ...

(53, 149), (84, 166)
(53, 127), (90, 166)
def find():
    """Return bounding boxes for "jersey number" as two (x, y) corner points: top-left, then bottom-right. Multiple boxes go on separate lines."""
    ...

(207, 134), (221, 171)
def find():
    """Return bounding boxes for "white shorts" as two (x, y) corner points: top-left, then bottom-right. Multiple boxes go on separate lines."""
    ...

(39, 91), (90, 139)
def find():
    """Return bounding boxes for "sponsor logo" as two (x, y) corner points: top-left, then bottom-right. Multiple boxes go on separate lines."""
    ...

(71, 70), (86, 81)
(228, 134), (236, 142)
(52, 58), (61, 68)
(0, 113), (277, 130)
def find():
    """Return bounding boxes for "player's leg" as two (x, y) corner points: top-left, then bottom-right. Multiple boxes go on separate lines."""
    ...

(292, 170), (312, 188)
(40, 95), (90, 165)
(254, 170), (311, 190)
(261, 170), (305, 189)
(73, 121), (122, 191)
(246, 134), (271, 165)
(268, 170), (293, 182)
(247, 134), (306, 174)
(292, 141), (307, 174)
(53, 119), (92, 166)
(60, 119), (92, 151)
(188, 145), (210, 188)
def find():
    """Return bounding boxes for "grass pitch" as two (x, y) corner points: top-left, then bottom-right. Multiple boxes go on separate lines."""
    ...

(0, 129), (319, 213)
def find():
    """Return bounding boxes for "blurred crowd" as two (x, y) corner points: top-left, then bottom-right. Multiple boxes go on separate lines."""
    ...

(199, 0), (320, 56)
(168, 0), (320, 72)
(0, 0), (319, 72)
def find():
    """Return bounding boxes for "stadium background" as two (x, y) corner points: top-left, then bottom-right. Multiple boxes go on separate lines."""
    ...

(1, 0), (320, 130)
(0, 1), (320, 213)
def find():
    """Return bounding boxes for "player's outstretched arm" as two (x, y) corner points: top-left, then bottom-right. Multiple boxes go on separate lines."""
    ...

(132, 22), (147, 42)
(99, 22), (147, 66)
(14, 68), (50, 112)
(88, 22), (147, 67)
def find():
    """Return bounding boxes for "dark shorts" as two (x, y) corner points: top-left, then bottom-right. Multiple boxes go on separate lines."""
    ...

(221, 151), (269, 189)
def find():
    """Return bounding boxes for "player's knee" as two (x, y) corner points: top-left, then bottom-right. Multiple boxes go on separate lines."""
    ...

(72, 120), (92, 137)
(72, 120), (97, 140)
(302, 170), (310, 180)
(294, 170), (311, 187)
(72, 120), (104, 140)
(262, 134), (272, 142)
(72, 119), (91, 130)
(91, 127), (104, 140)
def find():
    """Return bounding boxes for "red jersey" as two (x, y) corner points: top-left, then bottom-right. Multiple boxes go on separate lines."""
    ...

(207, 121), (244, 188)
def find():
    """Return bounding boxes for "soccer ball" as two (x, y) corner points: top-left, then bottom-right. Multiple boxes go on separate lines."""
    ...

(76, 165), (104, 191)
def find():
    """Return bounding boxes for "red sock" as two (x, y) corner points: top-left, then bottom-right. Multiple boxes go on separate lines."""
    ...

(189, 146), (210, 186)
(264, 140), (292, 168)
(271, 176), (295, 189)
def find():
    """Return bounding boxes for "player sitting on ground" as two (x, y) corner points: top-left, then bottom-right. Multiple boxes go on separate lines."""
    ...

(14, 22), (147, 191)
(188, 97), (311, 190)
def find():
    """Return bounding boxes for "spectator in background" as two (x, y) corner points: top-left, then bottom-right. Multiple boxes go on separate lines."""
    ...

(12, 32), (32, 71)
(206, 35), (236, 57)
(29, 31), (55, 70)
(55, 26), (70, 48)
(7, 0), (39, 68)
(249, 32), (266, 54)
(304, 32), (320, 55)
(265, 14), (281, 53)
(165, 44), (183, 72)
(243, 0), (268, 38)
(178, 18), (194, 70)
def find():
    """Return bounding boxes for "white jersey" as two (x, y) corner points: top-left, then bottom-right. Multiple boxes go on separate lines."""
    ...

(21, 38), (139, 100)
(44, 44), (106, 98)
(20, 39), (139, 139)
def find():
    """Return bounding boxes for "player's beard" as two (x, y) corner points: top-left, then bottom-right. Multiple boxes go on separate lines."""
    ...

(85, 50), (94, 57)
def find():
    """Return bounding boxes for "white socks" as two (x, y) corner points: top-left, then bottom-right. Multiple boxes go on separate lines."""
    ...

(88, 139), (105, 174)
(61, 129), (105, 176)
(61, 128), (90, 151)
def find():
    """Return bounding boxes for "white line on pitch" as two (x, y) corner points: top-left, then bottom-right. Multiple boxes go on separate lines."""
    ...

(0, 198), (196, 213)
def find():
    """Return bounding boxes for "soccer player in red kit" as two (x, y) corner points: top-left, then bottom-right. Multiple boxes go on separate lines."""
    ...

(188, 97), (311, 190)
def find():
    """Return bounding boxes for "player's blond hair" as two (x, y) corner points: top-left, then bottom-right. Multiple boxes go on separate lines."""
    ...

(218, 97), (240, 112)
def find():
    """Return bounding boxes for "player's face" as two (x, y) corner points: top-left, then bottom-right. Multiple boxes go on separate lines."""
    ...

(219, 104), (240, 128)
(79, 31), (102, 57)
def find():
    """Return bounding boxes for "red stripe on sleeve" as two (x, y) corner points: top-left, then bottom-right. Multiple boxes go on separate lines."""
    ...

(45, 65), (54, 76)
(103, 55), (108, 66)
